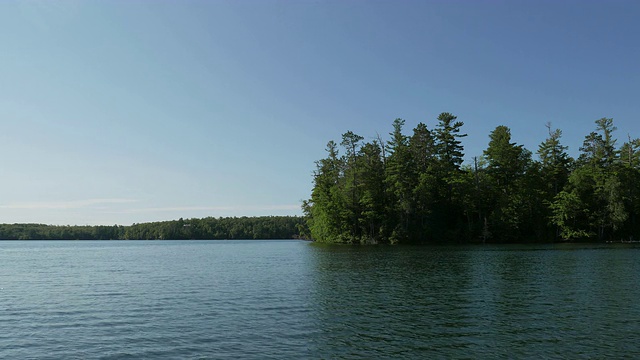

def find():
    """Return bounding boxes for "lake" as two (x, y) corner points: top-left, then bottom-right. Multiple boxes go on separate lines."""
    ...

(1, 240), (639, 358)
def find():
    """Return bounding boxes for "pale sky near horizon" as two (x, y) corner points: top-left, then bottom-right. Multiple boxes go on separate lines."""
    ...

(1, 0), (639, 225)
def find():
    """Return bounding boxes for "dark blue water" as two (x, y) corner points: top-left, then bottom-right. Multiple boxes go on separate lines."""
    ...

(1, 241), (639, 358)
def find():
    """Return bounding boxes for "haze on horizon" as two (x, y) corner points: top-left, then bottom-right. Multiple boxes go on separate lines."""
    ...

(1, 0), (638, 225)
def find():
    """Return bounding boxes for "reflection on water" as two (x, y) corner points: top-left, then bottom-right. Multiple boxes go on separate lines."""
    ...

(307, 244), (640, 358)
(1, 241), (639, 358)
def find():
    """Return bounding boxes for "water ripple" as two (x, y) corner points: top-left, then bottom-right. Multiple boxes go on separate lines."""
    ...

(1, 241), (640, 358)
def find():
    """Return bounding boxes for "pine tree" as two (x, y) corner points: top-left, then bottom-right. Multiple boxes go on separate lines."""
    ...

(483, 125), (532, 241)
(537, 123), (573, 240)
(304, 141), (346, 243)
(432, 112), (467, 241)
(384, 119), (415, 243)
(357, 140), (386, 243)
(341, 131), (365, 242)
(553, 118), (626, 241)
(410, 123), (437, 242)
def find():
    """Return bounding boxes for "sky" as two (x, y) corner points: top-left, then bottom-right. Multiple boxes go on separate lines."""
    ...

(1, 0), (639, 225)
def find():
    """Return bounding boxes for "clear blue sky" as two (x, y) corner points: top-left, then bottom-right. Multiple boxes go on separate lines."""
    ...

(1, 0), (638, 225)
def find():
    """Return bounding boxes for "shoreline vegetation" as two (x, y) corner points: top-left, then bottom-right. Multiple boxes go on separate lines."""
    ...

(4, 117), (638, 245)
(0, 216), (306, 240)
(303, 114), (640, 244)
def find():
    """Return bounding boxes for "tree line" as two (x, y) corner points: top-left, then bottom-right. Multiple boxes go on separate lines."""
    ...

(303, 114), (640, 244)
(0, 216), (306, 240)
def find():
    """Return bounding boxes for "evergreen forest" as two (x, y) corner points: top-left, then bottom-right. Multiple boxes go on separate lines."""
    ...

(303, 114), (640, 244)
(0, 216), (305, 240)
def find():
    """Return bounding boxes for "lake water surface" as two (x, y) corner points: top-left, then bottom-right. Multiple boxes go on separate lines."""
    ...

(1, 240), (639, 358)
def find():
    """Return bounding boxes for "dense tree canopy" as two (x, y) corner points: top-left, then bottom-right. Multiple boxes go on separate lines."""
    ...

(304, 115), (640, 244)
(0, 216), (306, 240)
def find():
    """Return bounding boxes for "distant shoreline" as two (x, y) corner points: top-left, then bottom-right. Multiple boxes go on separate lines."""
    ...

(0, 216), (308, 241)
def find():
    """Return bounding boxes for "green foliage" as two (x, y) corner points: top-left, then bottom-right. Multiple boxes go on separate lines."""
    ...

(0, 216), (306, 240)
(482, 125), (539, 242)
(537, 123), (574, 240)
(306, 115), (639, 244)
(549, 118), (633, 241)
(434, 112), (466, 171)
(550, 190), (593, 240)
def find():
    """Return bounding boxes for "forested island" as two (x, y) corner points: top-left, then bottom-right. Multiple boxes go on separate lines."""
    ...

(303, 114), (640, 244)
(0, 216), (305, 240)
